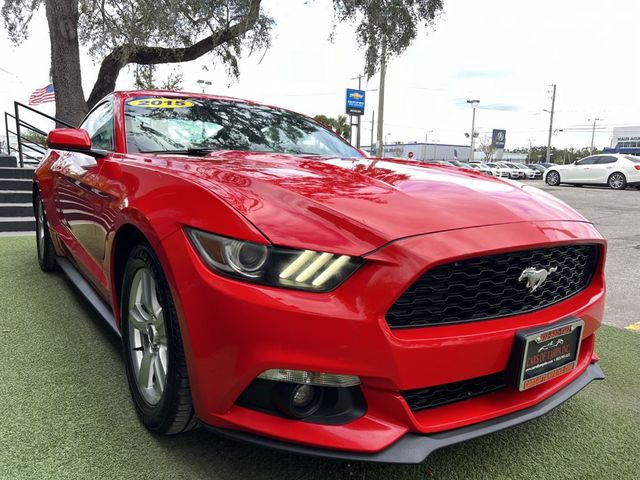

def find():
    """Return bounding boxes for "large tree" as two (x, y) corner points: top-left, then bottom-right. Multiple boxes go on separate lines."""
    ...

(2, 0), (443, 125)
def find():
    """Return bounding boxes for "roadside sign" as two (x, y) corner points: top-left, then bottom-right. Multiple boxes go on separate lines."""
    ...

(346, 89), (365, 116)
(492, 129), (506, 149)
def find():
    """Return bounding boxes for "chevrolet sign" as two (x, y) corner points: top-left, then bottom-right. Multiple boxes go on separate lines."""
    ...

(346, 88), (366, 116)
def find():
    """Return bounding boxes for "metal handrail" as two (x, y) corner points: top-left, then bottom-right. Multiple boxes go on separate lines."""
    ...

(4, 101), (75, 168)
(14, 102), (75, 128)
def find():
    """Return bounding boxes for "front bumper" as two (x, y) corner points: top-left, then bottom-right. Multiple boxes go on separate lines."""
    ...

(203, 362), (604, 463)
(160, 219), (606, 458)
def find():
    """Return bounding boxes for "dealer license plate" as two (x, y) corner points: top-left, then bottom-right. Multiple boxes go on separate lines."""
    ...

(516, 319), (583, 391)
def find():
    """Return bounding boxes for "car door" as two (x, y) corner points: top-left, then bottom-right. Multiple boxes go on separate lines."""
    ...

(569, 156), (597, 182)
(51, 101), (116, 297)
(589, 156), (618, 184)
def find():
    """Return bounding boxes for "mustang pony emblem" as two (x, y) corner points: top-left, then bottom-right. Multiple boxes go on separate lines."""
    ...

(518, 266), (557, 293)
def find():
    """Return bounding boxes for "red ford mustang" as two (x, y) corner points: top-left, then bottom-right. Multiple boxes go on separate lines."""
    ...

(34, 90), (605, 463)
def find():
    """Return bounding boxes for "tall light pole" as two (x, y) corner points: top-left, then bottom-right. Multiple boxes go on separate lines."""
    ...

(589, 118), (603, 154)
(424, 130), (433, 143)
(197, 79), (212, 93)
(375, 40), (387, 158)
(422, 130), (433, 161)
(545, 84), (556, 163)
(369, 110), (375, 156)
(350, 74), (364, 148)
(467, 99), (480, 162)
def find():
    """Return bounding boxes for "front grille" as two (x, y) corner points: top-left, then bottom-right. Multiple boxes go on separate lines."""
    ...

(386, 244), (599, 329)
(403, 373), (507, 411)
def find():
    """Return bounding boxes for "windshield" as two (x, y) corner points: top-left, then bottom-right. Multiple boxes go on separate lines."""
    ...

(624, 155), (640, 163)
(124, 96), (362, 158)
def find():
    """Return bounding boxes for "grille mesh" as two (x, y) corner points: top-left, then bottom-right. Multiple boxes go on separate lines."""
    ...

(386, 244), (599, 329)
(403, 373), (507, 411)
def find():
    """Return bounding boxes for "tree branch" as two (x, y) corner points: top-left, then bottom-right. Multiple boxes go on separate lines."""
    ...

(86, 0), (262, 108)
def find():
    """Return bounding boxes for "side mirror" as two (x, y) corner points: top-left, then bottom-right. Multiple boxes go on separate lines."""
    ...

(46, 128), (107, 157)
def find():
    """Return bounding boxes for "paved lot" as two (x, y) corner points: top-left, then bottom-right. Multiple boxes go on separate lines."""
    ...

(521, 181), (640, 331)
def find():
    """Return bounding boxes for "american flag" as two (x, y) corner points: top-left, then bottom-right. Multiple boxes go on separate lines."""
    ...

(29, 84), (55, 105)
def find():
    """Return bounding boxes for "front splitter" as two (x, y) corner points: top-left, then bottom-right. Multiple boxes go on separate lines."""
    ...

(202, 362), (604, 464)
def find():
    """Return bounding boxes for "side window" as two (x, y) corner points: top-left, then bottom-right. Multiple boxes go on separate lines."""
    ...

(80, 102), (114, 151)
(595, 156), (617, 164)
(576, 157), (597, 165)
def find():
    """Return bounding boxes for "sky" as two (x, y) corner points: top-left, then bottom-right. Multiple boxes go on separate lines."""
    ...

(1, 0), (639, 151)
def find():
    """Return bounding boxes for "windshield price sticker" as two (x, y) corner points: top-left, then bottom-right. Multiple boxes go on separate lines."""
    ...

(128, 98), (194, 108)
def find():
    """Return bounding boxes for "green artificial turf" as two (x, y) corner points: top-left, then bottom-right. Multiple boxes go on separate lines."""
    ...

(0, 235), (638, 479)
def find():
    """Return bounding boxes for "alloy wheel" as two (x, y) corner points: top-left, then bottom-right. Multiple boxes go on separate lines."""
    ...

(547, 172), (560, 186)
(609, 173), (625, 189)
(127, 267), (168, 405)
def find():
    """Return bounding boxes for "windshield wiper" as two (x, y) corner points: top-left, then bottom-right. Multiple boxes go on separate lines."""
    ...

(140, 148), (220, 156)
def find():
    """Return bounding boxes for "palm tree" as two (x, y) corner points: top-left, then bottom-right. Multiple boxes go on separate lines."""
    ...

(313, 114), (351, 141)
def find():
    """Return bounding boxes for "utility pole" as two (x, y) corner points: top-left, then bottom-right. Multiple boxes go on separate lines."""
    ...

(467, 99), (480, 162)
(375, 41), (387, 158)
(546, 84), (556, 163)
(589, 118), (603, 154)
(350, 75), (364, 149)
(370, 110), (375, 156)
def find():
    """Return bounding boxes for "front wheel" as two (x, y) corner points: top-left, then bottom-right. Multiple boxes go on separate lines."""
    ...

(121, 243), (197, 435)
(608, 172), (627, 190)
(546, 171), (561, 186)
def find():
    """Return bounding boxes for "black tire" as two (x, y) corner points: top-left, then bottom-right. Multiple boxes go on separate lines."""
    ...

(35, 194), (57, 272)
(607, 172), (627, 190)
(121, 243), (197, 435)
(546, 170), (561, 186)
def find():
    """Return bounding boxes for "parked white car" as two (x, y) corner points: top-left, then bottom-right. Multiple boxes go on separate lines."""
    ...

(486, 162), (525, 179)
(544, 154), (640, 190)
(510, 163), (541, 180)
(484, 162), (512, 178)
(467, 162), (495, 176)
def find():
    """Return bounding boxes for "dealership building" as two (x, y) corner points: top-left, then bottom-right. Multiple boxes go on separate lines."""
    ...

(363, 142), (527, 163)
(603, 127), (640, 155)
(362, 142), (470, 161)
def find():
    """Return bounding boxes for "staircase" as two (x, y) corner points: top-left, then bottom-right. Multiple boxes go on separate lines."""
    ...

(0, 155), (35, 234)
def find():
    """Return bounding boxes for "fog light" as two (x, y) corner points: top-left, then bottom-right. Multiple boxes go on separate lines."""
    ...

(272, 382), (323, 419)
(292, 384), (314, 408)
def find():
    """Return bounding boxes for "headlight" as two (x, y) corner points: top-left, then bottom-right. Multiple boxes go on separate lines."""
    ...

(185, 228), (363, 292)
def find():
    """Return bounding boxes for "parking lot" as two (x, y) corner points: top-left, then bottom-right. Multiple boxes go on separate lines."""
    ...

(520, 180), (640, 332)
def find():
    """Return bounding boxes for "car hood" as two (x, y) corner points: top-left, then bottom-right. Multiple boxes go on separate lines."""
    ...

(141, 152), (589, 255)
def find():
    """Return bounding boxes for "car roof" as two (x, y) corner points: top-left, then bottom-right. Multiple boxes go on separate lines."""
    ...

(114, 89), (254, 104)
